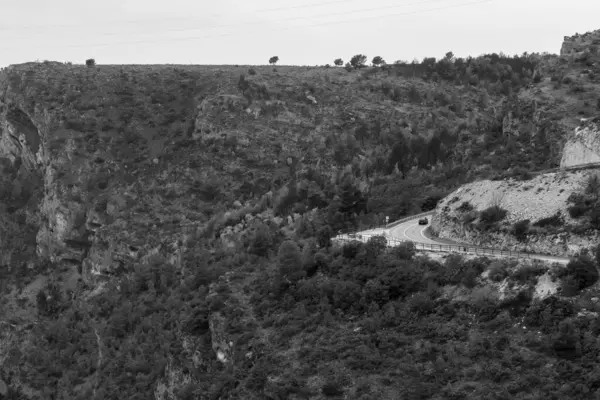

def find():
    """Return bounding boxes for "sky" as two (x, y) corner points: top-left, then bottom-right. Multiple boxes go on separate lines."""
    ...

(0, 0), (599, 67)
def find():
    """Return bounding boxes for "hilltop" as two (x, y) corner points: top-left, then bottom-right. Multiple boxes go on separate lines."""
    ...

(0, 29), (600, 399)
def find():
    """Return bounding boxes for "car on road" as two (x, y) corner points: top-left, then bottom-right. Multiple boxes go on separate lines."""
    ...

(418, 217), (428, 225)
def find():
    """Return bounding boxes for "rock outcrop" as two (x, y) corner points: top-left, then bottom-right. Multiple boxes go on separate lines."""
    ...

(430, 170), (600, 257)
(560, 116), (600, 167)
(560, 29), (600, 56)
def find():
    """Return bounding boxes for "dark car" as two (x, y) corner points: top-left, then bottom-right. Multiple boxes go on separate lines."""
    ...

(418, 217), (428, 225)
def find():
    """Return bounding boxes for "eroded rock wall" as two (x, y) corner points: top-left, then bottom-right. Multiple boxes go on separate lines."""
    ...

(560, 117), (600, 167)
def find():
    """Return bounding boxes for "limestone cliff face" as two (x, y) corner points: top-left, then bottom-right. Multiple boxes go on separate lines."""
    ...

(560, 117), (600, 167)
(560, 29), (600, 56)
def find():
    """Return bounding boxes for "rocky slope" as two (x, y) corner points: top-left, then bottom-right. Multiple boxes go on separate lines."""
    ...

(1, 28), (600, 399)
(561, 116), (600, 167)
(501, 29), (600, 169)
(0, 60), (517, 285)
(430, 169), (600, 256)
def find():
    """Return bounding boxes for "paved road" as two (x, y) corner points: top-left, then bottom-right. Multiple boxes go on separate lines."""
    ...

(334, 212), (570, 264)
(388, 213), (438, 245)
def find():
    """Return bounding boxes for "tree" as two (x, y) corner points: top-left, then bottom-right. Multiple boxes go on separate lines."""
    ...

(86, 58), (96, 67)
(564, 255), (599, 291)
(317, 226), (333, 249)
(387, 136), (413, 178)
(269, 56), (279, 65)
(334, 58), (343, 66)
(249, 223), (273, 257)
(278, 240), (305, 283)
(372, 56), (385, 66)
(586, 173), (600, 201)
(350, 54), (367, 69)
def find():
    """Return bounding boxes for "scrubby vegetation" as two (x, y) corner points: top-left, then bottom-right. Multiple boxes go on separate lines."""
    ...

(2, 28), (600, 398)
(11, 232), (600, 399)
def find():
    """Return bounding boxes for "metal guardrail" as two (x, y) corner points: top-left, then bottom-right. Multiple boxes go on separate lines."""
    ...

(334, 233), (535, 259)
(533, 161), (600, 176)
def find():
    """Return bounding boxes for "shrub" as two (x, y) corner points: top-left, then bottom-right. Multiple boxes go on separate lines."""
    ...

(248, 68), (257, 75)
(322, 381), (344, 396)
(317, 226), (333, 249)
(249, 223), (273, 257)
(488, 261), (508, 282)
(392, 241), (416, 260)
(85, 58), (95, 67)
(462, 211), (478, 224)
(334, 58), (343, 66)
(590, 207), (600, 229)
(563, 255), (599, 291)
(511, 263), (549, 284)
(278, 240), (305, 283)
(36, 282), (63, 316)
(480, 205), (507, 224)
(342, 241), (363, 259)
(568, 203), (589, 218)
(457, 201), (474, 213)
(533, 212), (564, 227)
(513, 219), (530, 241)
(365, 235), (387, 259)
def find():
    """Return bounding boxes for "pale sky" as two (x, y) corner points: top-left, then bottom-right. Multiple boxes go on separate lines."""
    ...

(0, 0), (599, 67)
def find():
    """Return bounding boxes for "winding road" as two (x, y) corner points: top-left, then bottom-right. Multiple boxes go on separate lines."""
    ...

(335, 212), (570, 264)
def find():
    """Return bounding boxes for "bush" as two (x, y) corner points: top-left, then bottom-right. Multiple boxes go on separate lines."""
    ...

(334, 58), (343, 66)
(249, 223), (273, 257)
(317, 226), (333, 249)
(533, 212), (564, 227)
(568, 204), (589, 218)
(85, 58), (95, 67)
(480, 205), (507, 224)
(278, 240), (305, 283)
(563, 255), (599, 291)
(365, 235), (387, 259)
(322, 381), (344, 396)
(392, 241), (416, 260)
(462, 211), (478, 224)
(590, 207), (600, 229)
(457, 201), (474, 213)
(248, 68), (257, 75)
(513, 219), (530, 241)
(342, 241), (363, 259)
(488, 261), (508, 282)
(511, 263), (549, 284)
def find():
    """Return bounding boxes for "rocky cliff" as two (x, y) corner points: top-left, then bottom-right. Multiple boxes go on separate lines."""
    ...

(499, 29), (600, 171)
(560, 29), (600, 56)
(0, 62), (333, 283)
(560, 116), (600, 167)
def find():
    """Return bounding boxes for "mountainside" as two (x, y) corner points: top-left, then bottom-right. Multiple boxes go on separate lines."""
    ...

(1, 29), (600, 399)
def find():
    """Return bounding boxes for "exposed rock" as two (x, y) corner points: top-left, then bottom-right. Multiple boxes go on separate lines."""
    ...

(560, 117), (600, 167)
(431, 170), (600, 256)
(561, 29), (600, 56)
(0, 378), (7, 397)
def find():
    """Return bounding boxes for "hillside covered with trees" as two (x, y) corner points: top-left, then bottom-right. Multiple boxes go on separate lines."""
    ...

(0, 28), (600, 399)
